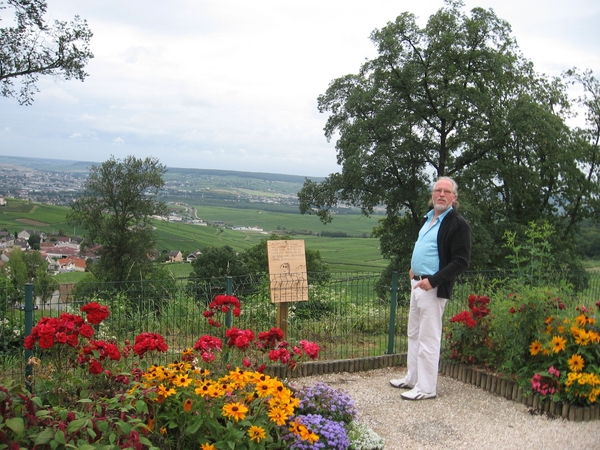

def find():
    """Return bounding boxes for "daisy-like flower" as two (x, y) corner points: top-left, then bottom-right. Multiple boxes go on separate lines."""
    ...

(172, 374), (193, 387)
(529, 340), (542, 356)
(247, 425), (267, 443)
(551, 335), (567, 353)
(568, 353), (585, 372)
(195, 380), (212, 396)
(156, 384), (176, 400)
(255, 379), (275, 397)
(183, 398), (193, 412)
(268, 406), (289, 426)
(200, 444), (216, 450)
(160, 427), (167, 435)
(575, 314), (587, 327)
(222, 402), (248, 422)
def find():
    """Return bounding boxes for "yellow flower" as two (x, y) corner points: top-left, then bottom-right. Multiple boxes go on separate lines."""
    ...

(587, 316), (596, 325)
(248, 425), (267, 443)
(160, 427), (167, 435)
(155, 384), (176, 401)
(529, 340), (542, 356)
(567, 354), (585, 372)
(222, 402), (248, 422)
(557, 325), (565, 334)
(544, 316), (554, 325)
(575, 314), (587, 327)
(268, 406), (289, 426)
(551, 335), (567, 353)
(183, 398), (193, 412)
(173, 374), (193, 388)
(255, 380), (275, 397)
(200, 443), (216, 450)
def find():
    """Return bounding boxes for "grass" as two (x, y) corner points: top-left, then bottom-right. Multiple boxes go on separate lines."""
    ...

(3, 198), (388, 274)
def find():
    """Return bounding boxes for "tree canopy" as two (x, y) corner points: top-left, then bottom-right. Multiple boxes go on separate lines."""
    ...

(67, 156), (168, 282)
(298, 0), (600, 287)
(0, 0), (93, 104)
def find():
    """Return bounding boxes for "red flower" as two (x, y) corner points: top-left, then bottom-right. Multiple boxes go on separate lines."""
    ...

(299, 340), (320, 359)
(258, 327), (284, 349)
(133, 332), (168, 357)
(39, 335), (54, 349)
(193, 335), (223, 352)
(89, 360), (103, 375)
(509, 307), (516, 314)
(80, 302), (110, 325)
(79, 324), (94, 338)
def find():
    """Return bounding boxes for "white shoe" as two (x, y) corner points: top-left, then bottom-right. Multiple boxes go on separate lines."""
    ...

(389, 377), (414, 389)
(401, 387), (436, 400)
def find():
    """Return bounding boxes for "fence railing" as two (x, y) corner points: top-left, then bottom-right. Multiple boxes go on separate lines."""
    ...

(2, 270), (600, 384)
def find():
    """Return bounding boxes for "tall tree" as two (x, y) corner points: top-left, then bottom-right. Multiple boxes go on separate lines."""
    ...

(0, 0), (93, 104)
(298, 0), (599, 285)
(67, 156), (168, 282)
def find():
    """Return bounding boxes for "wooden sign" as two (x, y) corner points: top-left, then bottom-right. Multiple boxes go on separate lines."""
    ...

(267, 240), (308, 303)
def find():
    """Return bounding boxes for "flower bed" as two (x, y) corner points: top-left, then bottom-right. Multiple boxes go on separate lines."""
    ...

(3, 297), (387, 449)
(439, 361), (600, 422)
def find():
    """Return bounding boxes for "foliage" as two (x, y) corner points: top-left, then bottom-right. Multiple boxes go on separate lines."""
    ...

(0, 0), (94, 105)
(298, 0), (600, 284)
(67, 156), (168, 283)
(443, 219), (600, 406)
(444, 294), (492, 366)
(527, 302), (600, 406)
(0, 381), (154, 449)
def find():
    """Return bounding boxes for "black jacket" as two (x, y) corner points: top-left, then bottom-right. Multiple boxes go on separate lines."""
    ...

(426, 208), (471, 299)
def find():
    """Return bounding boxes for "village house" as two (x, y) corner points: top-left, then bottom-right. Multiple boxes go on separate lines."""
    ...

(168, 250), (183, 263)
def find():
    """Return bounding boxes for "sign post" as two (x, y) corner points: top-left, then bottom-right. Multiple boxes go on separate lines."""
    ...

(267, 240), (308, 337)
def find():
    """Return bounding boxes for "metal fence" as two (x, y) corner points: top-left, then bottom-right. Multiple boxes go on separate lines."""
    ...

(2, 271), (600, 384)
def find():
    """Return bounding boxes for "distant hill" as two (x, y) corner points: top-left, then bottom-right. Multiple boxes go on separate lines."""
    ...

(0, 155), (326, 182)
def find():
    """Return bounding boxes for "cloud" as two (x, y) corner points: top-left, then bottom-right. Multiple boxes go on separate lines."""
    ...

(1, 0), (599, 177)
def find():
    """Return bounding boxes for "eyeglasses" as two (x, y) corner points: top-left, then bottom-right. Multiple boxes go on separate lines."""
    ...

(433, 188), (455, 195)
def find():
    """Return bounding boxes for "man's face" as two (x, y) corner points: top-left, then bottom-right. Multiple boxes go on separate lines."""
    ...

(432, 180), (456, 213)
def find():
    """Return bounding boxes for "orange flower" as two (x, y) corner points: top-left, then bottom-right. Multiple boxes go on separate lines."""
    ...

(568, 354), (585, 372)
(183, 398), (193, 412)
(222, 402), (248, 421)
(551, 335), (567, 353)
(529, 340), (542, 356)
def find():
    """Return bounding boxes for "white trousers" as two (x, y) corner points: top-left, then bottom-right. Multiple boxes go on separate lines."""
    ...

(405, 280), (448, 394)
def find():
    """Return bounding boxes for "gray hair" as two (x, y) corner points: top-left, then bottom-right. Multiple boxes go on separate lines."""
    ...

(429, 176), (460, 209)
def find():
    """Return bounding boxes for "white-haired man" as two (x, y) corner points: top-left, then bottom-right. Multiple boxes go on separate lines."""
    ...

(390, 176), (471, 400)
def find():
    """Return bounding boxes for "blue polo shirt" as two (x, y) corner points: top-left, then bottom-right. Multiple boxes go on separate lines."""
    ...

(411, 207), (453, 276)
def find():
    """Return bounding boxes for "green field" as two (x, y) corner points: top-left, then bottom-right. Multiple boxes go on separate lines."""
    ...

(1, 199), (388, 273)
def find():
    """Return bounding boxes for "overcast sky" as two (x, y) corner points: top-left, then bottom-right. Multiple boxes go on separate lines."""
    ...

(1, 0), (599, 177)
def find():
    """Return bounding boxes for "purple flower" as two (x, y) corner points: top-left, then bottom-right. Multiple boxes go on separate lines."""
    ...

(284, 414), (350, 450)
(293, 382), (357, 425)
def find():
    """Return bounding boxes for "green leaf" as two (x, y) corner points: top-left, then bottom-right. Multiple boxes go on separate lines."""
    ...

(5, 417), (24, 434)
(67, 418), (88, 433)
(185, 419), (203, 435)
(135, 399), (148, 414)
(34, 428), (54, 445)
(54, 430), (66, 445)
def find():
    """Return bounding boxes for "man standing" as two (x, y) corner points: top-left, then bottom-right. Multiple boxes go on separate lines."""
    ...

(390, 177), (471, 400)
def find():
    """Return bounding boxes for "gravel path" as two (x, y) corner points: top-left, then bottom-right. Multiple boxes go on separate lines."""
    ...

(290, 367), (600, 450)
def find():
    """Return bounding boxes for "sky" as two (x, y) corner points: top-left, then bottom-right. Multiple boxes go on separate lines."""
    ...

(1, 0), (599, 178)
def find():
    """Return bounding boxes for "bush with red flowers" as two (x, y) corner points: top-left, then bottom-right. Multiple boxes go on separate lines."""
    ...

(444, 294), (493, 365)
(188, 294), (320, 375)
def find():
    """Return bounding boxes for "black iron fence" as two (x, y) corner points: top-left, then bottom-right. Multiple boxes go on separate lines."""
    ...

(2, 271), (600, 384)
